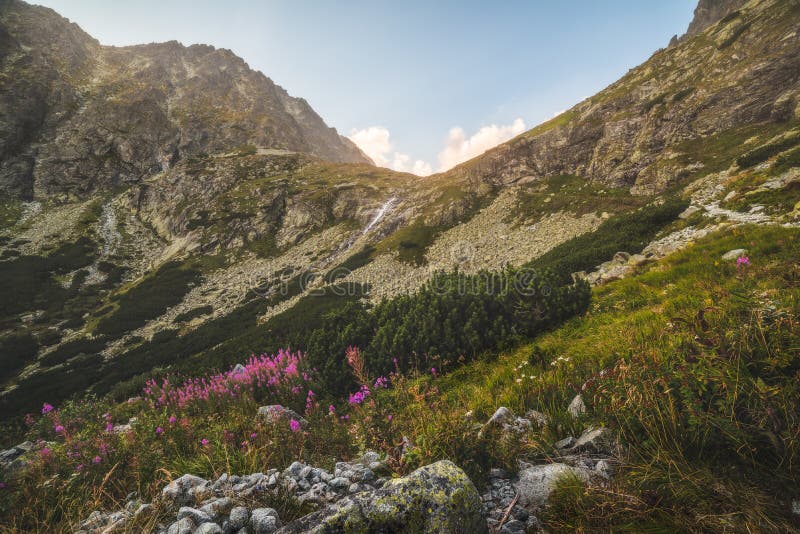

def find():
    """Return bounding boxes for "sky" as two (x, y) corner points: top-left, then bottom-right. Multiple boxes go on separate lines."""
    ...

(35, 0), (697, 175)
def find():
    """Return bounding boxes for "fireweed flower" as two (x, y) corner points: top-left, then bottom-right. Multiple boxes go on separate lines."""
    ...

(41, 403), (54, 414)
(169, 415), (177, 424)
(54, 424), (65, 434)
(200, 438), (209, 447)
(155, 426), (163, 435)
(373, 376), (389, 389)
(105, 423), (114, 432)
(348, 385), (370, 405)
(289, 419), (301, 432)
(737, 255), (750, 266)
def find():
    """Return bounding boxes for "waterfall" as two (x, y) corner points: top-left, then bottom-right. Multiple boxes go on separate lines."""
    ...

(362, 196), (397, 235)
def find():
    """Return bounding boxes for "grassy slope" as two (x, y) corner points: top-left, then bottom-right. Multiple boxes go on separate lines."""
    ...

(398, 223), (800, 531)
(2, 223), (797, 532)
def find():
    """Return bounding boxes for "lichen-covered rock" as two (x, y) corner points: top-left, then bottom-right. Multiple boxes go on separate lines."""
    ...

(276, 460), (487, 533)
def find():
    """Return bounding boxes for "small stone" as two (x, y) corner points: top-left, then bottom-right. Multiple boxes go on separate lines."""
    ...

(595, 459), (613, 477)
(177, 506), (212, 525)
(162, 474), (209, 507)
(554, 436), (575, 449)
(329, 476), (350, 490)
(250, 507), (280, 533)
(195, 523), (224, 534)
(167, 517), (195, 534)
(567, 394), (586, 418)
(572, 426), (616, 454)
(525, 410), (549, 427)
(228, 507), (249, 530)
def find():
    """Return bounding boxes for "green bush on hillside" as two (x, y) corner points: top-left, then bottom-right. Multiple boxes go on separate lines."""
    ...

(525, 197), (688, 283)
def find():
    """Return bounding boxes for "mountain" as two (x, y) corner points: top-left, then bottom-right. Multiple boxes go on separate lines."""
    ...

(448, 0), (799, 194)
(0, 0), (371, 200)
(1, 0), (800, 532)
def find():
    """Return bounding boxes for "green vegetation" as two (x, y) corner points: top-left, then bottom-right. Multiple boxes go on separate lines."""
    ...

(3, 224), (797, 533)
(94, 260), (201, 337)
(736, 130), (800, 169)
(524, 196), (688, 283)
(0, 199), (22, 229)
(0, 333), (39, 383)
(39, 337), (106, 367)
(513, 174), (647, 223)
(0, 237), (96, 318)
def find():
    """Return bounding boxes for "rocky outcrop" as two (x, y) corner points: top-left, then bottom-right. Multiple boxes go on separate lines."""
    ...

(684, 0), (748, 39)
(0, 0), (371, 200)
(77, 456), (485, 534)
(276, 460), (487, 534)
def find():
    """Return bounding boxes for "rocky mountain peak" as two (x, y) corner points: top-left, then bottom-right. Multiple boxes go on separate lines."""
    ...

(684, 0), (749, 39)
(0, 0), (371, 200)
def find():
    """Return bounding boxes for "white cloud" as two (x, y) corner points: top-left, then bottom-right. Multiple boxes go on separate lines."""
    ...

(436, 118), (526, 172)
(348, 118), (526, 176)
(348, 126), (433, 176)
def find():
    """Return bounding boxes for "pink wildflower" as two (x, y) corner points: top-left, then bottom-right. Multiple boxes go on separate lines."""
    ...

(201, 438), (209, 446)
(92, 456), (102, 465)
(41, 403), (54, 414)
(54, 424), (65, 434)
(289, 419), (301, 432)
(328, 404), (336, 415)
(250, 432), (257, 439)
(737, 255), (750, 266)
(155, 426), (163, 435)
(169, 415), (177, 424)
(105, 423), (114, 432)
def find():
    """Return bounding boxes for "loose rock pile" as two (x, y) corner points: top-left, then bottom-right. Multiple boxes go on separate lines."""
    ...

(76, 400), (618, 533)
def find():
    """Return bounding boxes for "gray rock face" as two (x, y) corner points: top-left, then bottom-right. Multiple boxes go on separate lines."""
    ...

(276, 460), (488, 533)
(684, 0), (748, 39)
(0, 1), (371, 199)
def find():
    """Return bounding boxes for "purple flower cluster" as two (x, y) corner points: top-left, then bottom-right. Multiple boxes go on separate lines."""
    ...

(142, 349), (304, 409)
(348, 385), (371, 405)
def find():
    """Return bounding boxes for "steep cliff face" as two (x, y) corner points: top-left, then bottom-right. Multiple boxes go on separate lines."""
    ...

(448, 0), (800, 195)
(684, 0), (749, 39)
(0, 0), (371, 200)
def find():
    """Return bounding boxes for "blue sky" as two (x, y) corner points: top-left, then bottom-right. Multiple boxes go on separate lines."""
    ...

(35, 0), (696, 173)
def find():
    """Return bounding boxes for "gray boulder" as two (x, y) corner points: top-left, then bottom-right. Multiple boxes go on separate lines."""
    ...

(572, 426), (616, 454)
(276, 460), (487, 533)
(513, 463), (590, 511)
(250, 507), (281, 533)
(567, 394), (586, 418)
(721, 248), (747, 260)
